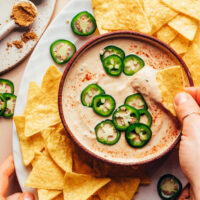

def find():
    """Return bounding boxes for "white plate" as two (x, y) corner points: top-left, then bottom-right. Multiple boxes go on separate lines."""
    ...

(0, 0), (56, 74)
(12, 0), (188, 199)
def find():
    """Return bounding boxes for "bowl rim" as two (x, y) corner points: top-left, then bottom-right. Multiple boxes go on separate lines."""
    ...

(58, 31), (193, 166)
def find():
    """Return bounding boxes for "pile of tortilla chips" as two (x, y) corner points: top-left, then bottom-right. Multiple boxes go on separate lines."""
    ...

(14, 66), (150, 200)
(92, 0), (198, 52)
(92, 0), (200, 115)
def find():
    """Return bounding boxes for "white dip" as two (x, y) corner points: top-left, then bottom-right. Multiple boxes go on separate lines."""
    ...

(62, 38), (180, 164)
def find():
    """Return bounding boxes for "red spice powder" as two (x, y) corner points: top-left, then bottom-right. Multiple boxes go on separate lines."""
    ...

(81, 71), (97, 82)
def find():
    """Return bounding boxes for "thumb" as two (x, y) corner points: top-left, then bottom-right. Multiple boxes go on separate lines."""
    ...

(174, 92), (200, 123)
(174, 92), (200, 139)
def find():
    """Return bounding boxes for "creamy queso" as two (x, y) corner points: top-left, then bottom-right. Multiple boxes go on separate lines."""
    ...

(62, 38), (180, 164)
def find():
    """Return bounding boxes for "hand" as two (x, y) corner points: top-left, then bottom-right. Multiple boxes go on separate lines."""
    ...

(0, 155), (34, 200)
(174, 87), (200, 200)
(178, 184), (190, 200)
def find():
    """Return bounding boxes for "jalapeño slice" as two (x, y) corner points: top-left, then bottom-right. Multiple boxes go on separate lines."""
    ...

(102, 55), (123, 76)
(157, 174), (182, 200)
(93, 94), (116, 117)
(125, 93), (148, 110)
(81, 84), (105, 107)
(71, 11), (97, 36)
(50, 39), (76, 64)
(123, 54), (145, 76)
(139, 109), (152, 127)
(3, 93), (16, 118)
(0, 94), (6, 116)
(125, 123), (152, 148)
(95, 119), (121, 145)
(112, 105), (140, 131)
(100, 45), (125, 61)
(0, 79), (14, 94)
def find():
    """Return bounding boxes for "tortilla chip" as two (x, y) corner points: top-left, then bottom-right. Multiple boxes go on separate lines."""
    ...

(156, 66), (185, 115)
(155, 25), (177, 44)
(92, 0), (151, 34)
(25, 151), (65, 189)
(53, 194), (64, 200)
(92, 159), (150, 181)
(42, 122), (73, 172)
(143, 0), (177, 34)
(24, 82), (60, 137)
(103, 0), (151, 33)
(161, 0), (200, 21)
(181, 68), (191, 87)
(87, 195), (100, 200)
(141, 177), (151, 184)
(41, 65), (62, 102)
(38, 189), (62, 200)
(91, 0), (115, 34)
(183, 43), (200, 86)
(31, 152), (43, 167)
(72, 153), (93, 174)
(130, 166), (151, 184)
(168, 14), (198, 41)
(98, 177), (141, 200)
(72, 145), (93, 174)
(41, 126), (52, 141)
(92, 160), (111, 177)
(13, 116), (44, 166)
(169, 35), (189, 55)
(139, 0), (144, 9)
(193, 27), (200, 48)
(63, 172), (110, 200)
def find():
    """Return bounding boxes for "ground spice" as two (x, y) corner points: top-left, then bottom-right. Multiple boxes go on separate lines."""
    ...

(7, 42), (12, 47)
(7, 30), (38, 50)
(12, 40), (23, 49)
(21, 31), (37, 43)
(11, 2), (37, 27)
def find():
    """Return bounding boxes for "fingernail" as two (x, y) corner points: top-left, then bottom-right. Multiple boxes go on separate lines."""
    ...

(175, 93), (188, 105)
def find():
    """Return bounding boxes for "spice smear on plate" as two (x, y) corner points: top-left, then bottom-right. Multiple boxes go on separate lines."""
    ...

(11, 2), (37, 27)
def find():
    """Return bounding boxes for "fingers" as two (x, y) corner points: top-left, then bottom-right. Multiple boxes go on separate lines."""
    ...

(6, 193), (21, 200)
(185, 87), (200, 105)
(0, 155), (15, 197)
(0, 196), (6, 200)
(17, 192), (34, 200)
(0, 155), (14, 176)
(174, 92), (200, 123)
(6, 192), (34, 200)
(177, 184), (190, 200)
